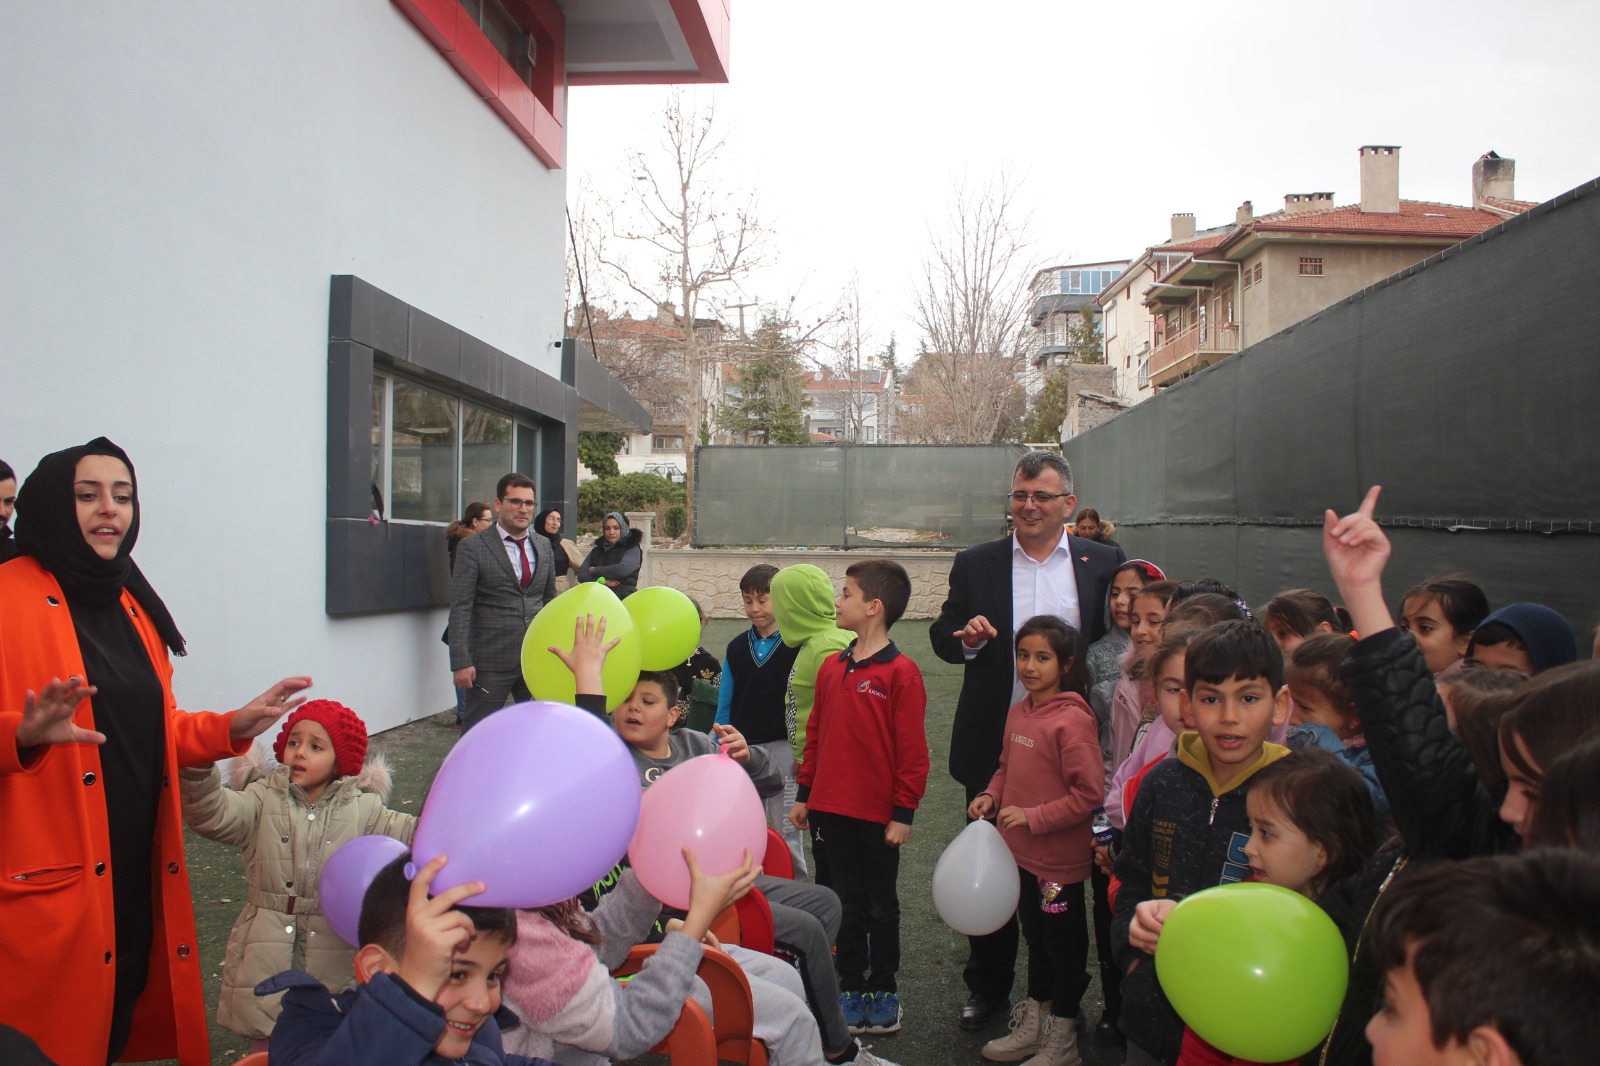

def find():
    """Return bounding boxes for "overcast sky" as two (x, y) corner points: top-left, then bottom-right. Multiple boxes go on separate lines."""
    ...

(565, 0), (1600, 360)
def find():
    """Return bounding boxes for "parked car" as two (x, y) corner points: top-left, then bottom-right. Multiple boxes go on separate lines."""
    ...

(643, 462), (686, 483)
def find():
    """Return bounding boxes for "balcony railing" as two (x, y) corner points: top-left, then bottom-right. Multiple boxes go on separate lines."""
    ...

(1148, 320), (1240, 381)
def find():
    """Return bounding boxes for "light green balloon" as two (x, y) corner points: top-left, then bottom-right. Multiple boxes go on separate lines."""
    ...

(522, 582), (643, 712)
(624, 586), (702, 671)
(1154, 882), (1348, 1061)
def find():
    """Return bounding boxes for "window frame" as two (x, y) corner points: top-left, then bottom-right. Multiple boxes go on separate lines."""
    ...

(327, 275), (579, 616)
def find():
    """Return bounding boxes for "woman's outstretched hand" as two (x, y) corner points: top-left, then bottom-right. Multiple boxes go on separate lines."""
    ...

(15, 677), (106, 750)
(228, 677), (314, 743)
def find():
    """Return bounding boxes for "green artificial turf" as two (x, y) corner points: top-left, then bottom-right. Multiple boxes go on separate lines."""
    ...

(180, 618), (1126, 1065)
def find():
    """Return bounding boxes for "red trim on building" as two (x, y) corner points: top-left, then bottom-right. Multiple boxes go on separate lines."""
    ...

(392, 0), (566, 169)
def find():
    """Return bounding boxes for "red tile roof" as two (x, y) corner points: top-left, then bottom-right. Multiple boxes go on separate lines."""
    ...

(1249, 199), (1515, 237)
(1162, 232), (1233, 253)
(1481, 196), (1539, 214)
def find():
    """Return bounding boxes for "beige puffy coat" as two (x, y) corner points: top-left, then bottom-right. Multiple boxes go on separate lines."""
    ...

(179, 754), (417, 1039)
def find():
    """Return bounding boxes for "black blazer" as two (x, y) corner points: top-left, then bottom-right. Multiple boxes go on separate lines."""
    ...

(930, 534), (1127, 790)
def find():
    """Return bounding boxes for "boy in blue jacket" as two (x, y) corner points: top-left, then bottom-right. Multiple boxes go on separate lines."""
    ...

(261, 852), (552, 1066)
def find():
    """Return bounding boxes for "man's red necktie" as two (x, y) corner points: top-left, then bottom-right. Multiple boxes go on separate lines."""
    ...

(514, 537), (533, 589)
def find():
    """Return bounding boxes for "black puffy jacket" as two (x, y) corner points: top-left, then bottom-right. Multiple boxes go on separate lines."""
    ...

(1341, 629), (1514, 861)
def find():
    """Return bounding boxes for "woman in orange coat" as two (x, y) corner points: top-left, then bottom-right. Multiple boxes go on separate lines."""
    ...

(0, 438), (311, 1065)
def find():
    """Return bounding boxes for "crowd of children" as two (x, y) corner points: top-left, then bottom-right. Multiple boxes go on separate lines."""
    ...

(152, 485), (1600, 1066)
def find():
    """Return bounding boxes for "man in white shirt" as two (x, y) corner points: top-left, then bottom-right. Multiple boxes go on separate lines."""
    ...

(929, 451), (1126, 1033)
(447, 472), (557, 730)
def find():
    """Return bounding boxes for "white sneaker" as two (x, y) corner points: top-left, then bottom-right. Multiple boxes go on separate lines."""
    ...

(982, 998), (1048, 1062)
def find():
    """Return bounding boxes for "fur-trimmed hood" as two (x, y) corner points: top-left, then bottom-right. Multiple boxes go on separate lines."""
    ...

(224, 744), (394, 804)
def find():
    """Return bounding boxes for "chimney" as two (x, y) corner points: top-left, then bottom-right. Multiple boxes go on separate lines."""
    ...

(1359, 145), (1401, 214)
(1472, 150), (1516, 208)
(1170, 213), (1196, 242)
(1235, 200), (1253, 226)
(1284, 192), (1336, 215)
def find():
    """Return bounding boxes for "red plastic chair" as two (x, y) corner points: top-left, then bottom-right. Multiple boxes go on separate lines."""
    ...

(762, 826), (795, 880)
(732, 886), (777, 956)
(612, 944), (764, 1065)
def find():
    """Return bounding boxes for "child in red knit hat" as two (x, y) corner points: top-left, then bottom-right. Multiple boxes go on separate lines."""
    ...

(179, 699), (418, 1051)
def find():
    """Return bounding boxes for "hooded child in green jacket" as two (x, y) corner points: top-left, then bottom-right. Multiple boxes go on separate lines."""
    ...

(770, 564), (853, 766)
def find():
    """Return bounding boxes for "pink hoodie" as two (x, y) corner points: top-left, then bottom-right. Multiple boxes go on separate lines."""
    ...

(980, 690), (1103, 884)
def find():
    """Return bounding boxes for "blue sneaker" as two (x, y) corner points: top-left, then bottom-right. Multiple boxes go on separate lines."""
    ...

(841, 991), (868, 1033)
(864, 992), (902, 1034)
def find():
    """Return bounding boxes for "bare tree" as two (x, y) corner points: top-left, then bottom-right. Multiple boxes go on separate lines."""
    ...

(905, 175), (1035, 443)
(593, 91), (764, 523)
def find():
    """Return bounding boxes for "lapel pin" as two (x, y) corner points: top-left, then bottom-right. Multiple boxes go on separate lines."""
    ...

(1080, 556), (1089, 563)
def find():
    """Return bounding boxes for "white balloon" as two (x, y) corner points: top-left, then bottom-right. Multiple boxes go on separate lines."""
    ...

(931, 819), (1020, 936)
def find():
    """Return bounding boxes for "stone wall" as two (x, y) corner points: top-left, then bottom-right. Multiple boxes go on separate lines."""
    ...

(645, 548), (957, 619)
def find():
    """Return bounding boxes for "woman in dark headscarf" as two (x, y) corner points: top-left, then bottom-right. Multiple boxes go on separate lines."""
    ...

(0, 437), (312, 1066)
(577, 510), (644, 598)
(535, 507), (583, 591)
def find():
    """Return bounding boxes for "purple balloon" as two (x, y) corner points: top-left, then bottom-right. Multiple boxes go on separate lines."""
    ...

(413, 700), (642, 907)
(320, 834), (410, 946)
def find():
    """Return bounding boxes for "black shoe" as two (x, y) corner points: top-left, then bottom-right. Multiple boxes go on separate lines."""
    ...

(1093, 1013), (1125, 1047)
(959, 994), (1007, 1031)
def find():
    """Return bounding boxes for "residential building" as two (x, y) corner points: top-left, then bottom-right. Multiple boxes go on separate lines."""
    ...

(802, 366), (899, 444)
(1099, 147), (1535, 400)
(4, 1), (728, 732)
(1022, 260), (1127, 397)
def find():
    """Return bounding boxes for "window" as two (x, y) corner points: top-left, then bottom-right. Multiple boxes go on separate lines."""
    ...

(1243, 267), (1252, 290)
(1137, 356), (1150, 388)
(461, 401), (514, 509)
(389, 377), (459, 522)
(373, 372), (524, 522)
(654, 435), (685, 451)
(1253, 263), (1264, 284)
(1105, 303), (1118, 339)
(864, 425), (877, 443)
(1299, 258), (1324, 276)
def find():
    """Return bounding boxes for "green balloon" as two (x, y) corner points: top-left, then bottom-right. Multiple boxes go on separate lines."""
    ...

(522, 582), (643, 712)
(624, 586), (702, 671)
(1154, 882), (1348, 1061)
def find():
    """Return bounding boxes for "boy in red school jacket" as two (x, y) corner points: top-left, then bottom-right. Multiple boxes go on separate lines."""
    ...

(790, 559), (930, 1037)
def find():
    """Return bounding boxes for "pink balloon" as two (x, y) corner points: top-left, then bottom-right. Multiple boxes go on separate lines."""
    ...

(413, 701), (641, 907)
(320, 834), (410, 945)
(627, 753), (767, 910)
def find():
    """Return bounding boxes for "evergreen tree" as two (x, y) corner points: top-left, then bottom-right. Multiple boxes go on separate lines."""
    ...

(578, 431), (624, 478)
(716, 313), (811, 444)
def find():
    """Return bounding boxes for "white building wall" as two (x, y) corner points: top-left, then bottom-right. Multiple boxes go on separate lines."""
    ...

(2, 2), (569, 733)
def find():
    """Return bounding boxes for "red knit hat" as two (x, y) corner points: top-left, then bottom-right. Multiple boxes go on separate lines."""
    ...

(272, 699), (369, 779)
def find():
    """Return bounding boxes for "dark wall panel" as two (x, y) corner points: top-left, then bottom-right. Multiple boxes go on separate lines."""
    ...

(1067, 180), (1600, 632)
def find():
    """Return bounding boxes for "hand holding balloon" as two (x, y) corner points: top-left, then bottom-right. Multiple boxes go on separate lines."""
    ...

(1154, 883), (1349, 1061)
(549, 613), (621, 696)
(396, 855), (486, 1002)
(931, 819), (1019, 936)
(712, 724), (750, 764)
(966, 793), (994, 820)
(1129, 898), (1176, 955)
(678, 846), (760, 944)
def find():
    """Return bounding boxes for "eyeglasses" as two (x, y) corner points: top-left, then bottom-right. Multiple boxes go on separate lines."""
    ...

(1008, 491), (1069, 504)
(501, 498), (537, 509)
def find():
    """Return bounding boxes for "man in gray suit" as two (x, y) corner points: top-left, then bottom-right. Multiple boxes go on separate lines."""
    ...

(449, 472), (558, 730)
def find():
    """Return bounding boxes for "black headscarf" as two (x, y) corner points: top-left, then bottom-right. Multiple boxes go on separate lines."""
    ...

(15, 437), (186, 655)
(534, 508), (568, 575)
